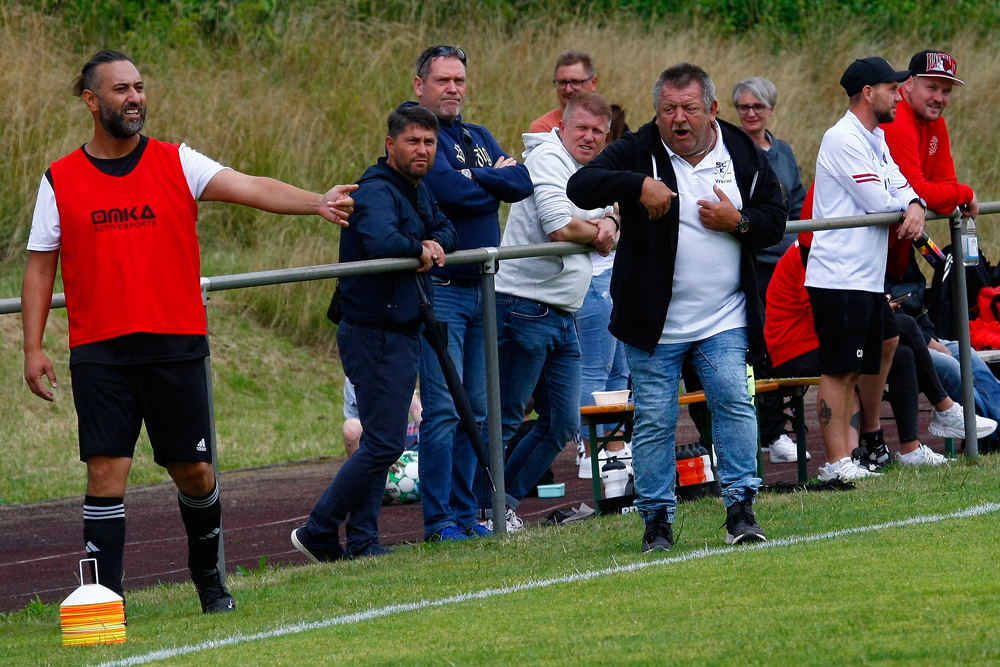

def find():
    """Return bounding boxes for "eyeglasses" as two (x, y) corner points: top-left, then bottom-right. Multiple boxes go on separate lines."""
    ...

(416, 45), (467, 76)
(553, 76), (594, 90)
(735, 103), (769, 116)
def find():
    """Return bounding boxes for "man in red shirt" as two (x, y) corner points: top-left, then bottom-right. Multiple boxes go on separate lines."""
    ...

(881, 49), (977, 219)
(528, 50), (599, 133)
(22, 50), (356, 615)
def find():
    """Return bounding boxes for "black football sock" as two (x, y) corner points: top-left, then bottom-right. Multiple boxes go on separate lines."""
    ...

(177, 481), (222, 580)
(82, 495), (126, 598)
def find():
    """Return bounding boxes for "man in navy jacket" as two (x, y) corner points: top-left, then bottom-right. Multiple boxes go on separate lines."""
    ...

(292, 106), (456, 561)
(568, 63), (786, 553)
(404, 46), (533, 540)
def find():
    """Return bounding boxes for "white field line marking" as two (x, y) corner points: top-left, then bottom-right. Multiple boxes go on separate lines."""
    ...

(89, 502), (1000, 667)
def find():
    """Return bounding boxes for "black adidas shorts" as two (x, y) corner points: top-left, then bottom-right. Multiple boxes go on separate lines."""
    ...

(72, 359), (212, 465)
(806, 288), (898, 376)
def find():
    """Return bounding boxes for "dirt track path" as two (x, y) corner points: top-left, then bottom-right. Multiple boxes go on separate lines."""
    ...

(2, 400), (918, 613)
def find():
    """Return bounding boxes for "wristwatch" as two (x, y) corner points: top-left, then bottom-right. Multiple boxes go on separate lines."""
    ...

(737, 212), (750, 233)
(909, 197), (927, 211)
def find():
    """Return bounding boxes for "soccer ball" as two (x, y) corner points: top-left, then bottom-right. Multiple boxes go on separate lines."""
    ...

(385, 450), (420, 503)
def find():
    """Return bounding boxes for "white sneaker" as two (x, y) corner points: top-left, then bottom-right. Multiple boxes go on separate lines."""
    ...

(599, 444), (632, 460)
(894, 444), (948, 466)
(484, 507), (524, 533)
(928, 403), (998, 439)
(578, 456), (593, 479)
(574, 433), (585, 466)
(768, 433), (811, 463)
(818, 456), (882, 481)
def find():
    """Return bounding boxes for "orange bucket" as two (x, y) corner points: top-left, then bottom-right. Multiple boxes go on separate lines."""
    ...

(677, 454), (716, 487)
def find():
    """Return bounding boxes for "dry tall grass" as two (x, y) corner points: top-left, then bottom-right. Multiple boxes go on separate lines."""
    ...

(2, 6), (999, 341)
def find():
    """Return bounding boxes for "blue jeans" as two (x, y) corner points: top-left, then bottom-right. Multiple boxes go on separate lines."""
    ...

(418, 280), (487, 537)
(625, 328), (760, 523)
(575, 270), (630, 436)
(933, 341), (1000, 428)
(497, 295), (582, 503)
(306, 322), (419, 554)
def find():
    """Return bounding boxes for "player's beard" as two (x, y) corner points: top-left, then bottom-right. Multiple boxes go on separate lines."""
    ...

(873, 95), (896, 125)
(874, 107), (895, 125)
(98, 96), (146, 139)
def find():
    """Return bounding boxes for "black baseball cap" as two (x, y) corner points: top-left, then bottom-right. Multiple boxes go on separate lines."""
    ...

(908, 50), (964, 85)
(840, 57), (910, 96)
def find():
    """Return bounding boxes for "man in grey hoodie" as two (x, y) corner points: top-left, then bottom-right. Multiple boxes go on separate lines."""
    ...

(493, 92), (619, 506)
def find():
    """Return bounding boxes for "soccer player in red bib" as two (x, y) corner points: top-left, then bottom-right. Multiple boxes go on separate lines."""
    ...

(21, 50), (357, 614)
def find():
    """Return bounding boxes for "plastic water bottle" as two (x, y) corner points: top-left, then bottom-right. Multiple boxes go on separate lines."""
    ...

(601, 458), (629, 498)
(962, 218), (979, 266)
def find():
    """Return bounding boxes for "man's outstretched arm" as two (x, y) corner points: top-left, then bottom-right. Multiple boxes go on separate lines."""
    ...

(200, 170), (358, 226)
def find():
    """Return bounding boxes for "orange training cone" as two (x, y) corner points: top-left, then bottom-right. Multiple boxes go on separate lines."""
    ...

(60, 559), (126, 647)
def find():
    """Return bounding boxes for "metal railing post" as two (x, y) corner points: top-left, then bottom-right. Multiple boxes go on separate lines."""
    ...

(948, 213), (980, 457)
(480, 247), (507, 535)
(201, 277), (227, 578)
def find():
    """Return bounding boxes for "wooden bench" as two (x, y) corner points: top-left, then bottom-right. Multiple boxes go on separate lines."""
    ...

(580, 376), (821, 512)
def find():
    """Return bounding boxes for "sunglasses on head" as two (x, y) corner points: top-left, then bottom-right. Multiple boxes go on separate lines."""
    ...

(417, 45), (467, 75)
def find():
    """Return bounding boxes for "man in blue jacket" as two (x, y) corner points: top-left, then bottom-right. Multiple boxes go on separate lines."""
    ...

(567, 63), (786, 553)
(292, 106), (457, 561)
(404, 46), (533, 540)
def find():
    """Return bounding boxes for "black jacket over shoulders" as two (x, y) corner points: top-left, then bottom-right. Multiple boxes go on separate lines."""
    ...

(339, 159), (458, 332)
(566, 117), (787, 359)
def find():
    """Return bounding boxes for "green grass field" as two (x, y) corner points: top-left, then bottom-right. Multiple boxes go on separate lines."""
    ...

(4, 458), (999, 666)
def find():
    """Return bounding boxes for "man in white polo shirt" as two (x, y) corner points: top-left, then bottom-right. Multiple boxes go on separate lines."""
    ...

(567, 63), (786, 553)
(805, 57), (926, 481)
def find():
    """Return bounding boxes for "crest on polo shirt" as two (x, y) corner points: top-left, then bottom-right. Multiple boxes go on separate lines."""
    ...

(714, 159), (734, 186)
(929, 136), (939, 156)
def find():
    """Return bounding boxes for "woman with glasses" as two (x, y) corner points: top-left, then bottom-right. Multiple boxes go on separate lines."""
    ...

(732, 77), (807, 464)
(732, 77), (805, 224)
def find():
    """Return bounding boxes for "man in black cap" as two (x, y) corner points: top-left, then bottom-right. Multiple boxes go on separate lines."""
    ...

(804, 57), (926, 481)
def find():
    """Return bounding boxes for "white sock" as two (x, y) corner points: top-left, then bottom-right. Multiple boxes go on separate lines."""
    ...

(936, 404), (960, 417)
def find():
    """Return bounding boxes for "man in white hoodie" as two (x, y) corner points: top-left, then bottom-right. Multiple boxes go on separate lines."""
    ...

(493, 92), (618, 507)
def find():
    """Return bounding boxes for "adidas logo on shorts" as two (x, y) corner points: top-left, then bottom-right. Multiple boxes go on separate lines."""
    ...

(196, 438), (207, 452)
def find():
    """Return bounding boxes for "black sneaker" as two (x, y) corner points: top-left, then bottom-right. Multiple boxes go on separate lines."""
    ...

(724, 500), (767, 545)
(855, 429), (891, 472)
(641, 515), (674, 553)
(193, 570), (235, 614)
(291, 525), (345, 563)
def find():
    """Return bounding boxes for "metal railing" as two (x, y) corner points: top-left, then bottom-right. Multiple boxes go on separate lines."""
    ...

(2, 203), (997, 539)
